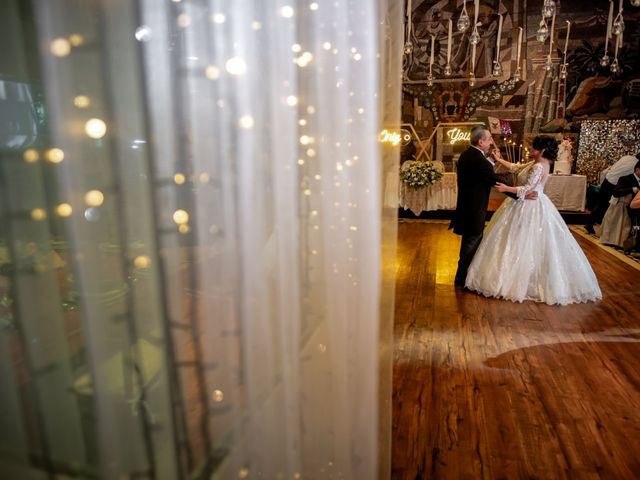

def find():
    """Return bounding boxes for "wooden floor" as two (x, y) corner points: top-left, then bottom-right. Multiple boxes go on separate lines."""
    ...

(391, 220), (640, 480)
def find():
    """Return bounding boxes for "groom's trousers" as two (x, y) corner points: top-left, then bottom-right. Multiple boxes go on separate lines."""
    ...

(455, 233), (483, 286)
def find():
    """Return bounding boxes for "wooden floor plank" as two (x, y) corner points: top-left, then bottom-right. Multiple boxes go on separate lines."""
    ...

(392, 220), (640, 480)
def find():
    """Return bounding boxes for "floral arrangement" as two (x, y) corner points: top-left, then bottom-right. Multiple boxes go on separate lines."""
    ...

(400, 161), (444, 190)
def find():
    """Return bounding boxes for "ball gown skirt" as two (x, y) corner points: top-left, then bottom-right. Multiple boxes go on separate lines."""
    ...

(465, 193), (602, 305)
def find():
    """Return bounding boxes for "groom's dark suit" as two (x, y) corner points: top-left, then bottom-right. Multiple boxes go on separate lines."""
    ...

(450, 145), (515, 285)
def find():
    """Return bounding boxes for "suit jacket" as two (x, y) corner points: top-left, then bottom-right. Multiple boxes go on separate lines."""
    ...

(449, 145), (510, 236)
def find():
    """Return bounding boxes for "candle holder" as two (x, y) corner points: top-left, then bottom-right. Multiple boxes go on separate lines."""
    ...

(468, 71), (475, 87)
(444, 64), (452, 76)
(543, 55), (553, 71)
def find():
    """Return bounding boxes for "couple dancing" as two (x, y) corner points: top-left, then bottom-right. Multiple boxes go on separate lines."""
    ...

(450, 126), (601, 305)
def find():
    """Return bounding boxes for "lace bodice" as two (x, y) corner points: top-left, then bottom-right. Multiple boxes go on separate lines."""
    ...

(515, 163), (549, 200)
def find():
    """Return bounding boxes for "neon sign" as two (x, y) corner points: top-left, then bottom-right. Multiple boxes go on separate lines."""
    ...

(446, 128), (471, 145)
(379, 129), (412, 146)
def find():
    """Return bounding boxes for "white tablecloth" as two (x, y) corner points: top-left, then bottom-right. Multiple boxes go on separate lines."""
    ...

(543, 174), (587, 211)
(399, 172), (457, 215)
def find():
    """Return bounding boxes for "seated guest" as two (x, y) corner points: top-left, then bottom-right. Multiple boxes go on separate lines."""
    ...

(628, 184), (640, 252)
(599, 160), (640, 248)
(586, 151), (639, 234)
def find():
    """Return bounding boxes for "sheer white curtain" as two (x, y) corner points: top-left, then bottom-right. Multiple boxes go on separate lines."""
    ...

(0, 0), (401, 478)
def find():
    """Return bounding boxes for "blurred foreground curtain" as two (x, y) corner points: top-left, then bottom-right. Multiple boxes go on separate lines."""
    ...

(0, 0), (402, 478)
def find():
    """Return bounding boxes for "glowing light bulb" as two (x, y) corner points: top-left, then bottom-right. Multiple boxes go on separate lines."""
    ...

(239, 115), (255, 129)
(30, 208), (47, 221)
(74, 95), (91, 108)
(56, 203), (73, 217)
(23, 149), (39, 163)
(173, 209), (189, 225)
(225, 57), (247, 75)
(50, 38), (71, 57)
(45, 148), (65, 164)
(85, 118), (107, 139)
(134, 255), (151, 269)
(84, 190), (104, 207)
(280, 6), (294, 18)
(205, 65), (220, 79)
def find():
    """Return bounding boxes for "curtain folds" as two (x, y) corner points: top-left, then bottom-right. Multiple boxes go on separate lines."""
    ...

(0, 0), (401, 478)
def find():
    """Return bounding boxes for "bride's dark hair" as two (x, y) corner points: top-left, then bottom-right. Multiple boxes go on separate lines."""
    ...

(532, 136), (559, 160)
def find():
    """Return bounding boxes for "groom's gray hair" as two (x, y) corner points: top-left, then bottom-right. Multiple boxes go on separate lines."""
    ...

(470, 125), (489, 146)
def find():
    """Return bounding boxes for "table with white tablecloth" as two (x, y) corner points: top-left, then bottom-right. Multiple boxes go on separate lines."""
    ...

(399, 172), (457, 215)
(543, 174), (587, 211)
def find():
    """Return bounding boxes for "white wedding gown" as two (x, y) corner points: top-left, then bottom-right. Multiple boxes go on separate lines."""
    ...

(465, 162), (602, 305)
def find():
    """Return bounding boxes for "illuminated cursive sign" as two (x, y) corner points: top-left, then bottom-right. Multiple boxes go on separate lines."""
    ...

(446, 128), (471, 145)
(379, 129), (412, 146)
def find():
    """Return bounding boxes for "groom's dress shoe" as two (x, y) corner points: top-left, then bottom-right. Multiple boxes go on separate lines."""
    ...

(585, 224), (595, 235)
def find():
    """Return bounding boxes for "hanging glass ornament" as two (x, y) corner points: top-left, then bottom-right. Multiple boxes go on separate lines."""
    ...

(542, 0), (556, 18)
(404, 41), (413, 55)
(468, 72), (475, 87)
(470, 28), (481, 45)
(444, 64), (452, 76)
(610, 58), (620, 74)
(492, 61), (503, 77)
(457, 6), (470, 32)
(600, 54), (610, 67)
(513, 67), (521, 82)
(612, 14), (625, 36)
(536, 20), (549, 43)
(631, 0), (640, 7)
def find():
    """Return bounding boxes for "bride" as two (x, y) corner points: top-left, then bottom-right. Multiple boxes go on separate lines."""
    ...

(465, 136), (602, 305)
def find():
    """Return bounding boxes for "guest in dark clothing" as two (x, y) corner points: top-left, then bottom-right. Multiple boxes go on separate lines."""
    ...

(586, 152), (639, 234)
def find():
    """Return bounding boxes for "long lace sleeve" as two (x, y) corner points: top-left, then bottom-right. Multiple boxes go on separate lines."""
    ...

(516, 163), (545, 200)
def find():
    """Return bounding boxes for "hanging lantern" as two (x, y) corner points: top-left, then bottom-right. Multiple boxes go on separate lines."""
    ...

(600, 54), (610, 67)
(543, 55), (553, 71)
(468, 72), (475, 87)
(536, 20), (549, 42)
(631, 0), (640, 7)
(444, 64), (452, 76)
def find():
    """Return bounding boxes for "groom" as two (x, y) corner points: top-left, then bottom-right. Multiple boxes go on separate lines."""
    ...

(450, 126), (534, 287)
